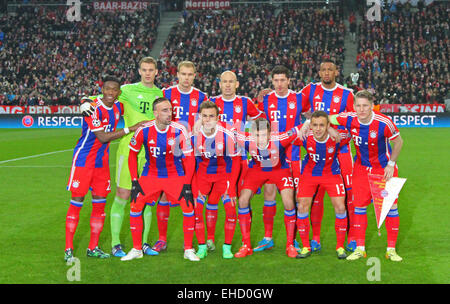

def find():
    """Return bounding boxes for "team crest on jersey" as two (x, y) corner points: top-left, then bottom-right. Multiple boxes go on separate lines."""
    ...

(92, 119), (101, 127)
(289, 102), (296, 109)
(216, 143), (224, 150)
(167, 138), (175, 146)
(72, 180), (80, 189)
(235, 106), (242, 113)
(116, 113), (120, 120)
(333, 96), (341, 103)
(370, 131), (377, 138)
(191, 99), (197, 107)
(328, 146), (335, 154)
(130, 137), (137, 146)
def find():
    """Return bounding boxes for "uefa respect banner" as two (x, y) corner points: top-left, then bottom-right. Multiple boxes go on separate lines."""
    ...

(368, 174), (407, 229)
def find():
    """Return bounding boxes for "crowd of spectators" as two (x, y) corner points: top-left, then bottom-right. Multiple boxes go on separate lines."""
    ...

(1, 2), (159, 106)
(354, 1), (449, 104)
(157, 5), (346, 99)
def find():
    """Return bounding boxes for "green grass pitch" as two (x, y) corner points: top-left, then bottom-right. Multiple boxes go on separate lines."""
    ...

(0, 128), (449, 284)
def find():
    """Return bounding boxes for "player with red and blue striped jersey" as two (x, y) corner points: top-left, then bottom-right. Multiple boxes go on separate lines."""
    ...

(121, 97), (200, 262)
(254, 65), (310, 252)
(234, 118), (301, 259)
(65, 76), (146, 262)
(293, 111), (351, 259)
(331, 90), (404, 262)
(154, 61), (208, 253)
(191, 101), (241, 259)
(298, 59), (356, 252)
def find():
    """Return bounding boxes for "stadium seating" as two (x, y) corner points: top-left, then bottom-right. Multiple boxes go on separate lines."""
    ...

(157, 5), (346, 99)
(354, 1), (449, 104)
(0, 2), (160, 105)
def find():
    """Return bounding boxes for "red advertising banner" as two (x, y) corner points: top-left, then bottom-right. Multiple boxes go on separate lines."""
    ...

(0, 105), (81, 114)
(93, 1), (150, 12)
(380, 104), (446, 113)
(185, 0), (231, 10)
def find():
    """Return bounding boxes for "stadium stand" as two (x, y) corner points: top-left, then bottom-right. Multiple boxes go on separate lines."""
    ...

(0, 1), (160, 105)
(353, 1), (449, 104)
(157, 4), (346, 99)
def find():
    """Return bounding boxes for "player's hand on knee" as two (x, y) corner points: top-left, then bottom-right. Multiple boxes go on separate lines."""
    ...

(131, 180), (145, 204)
(179, 184), (195, 209)
(80, 98), (95, 117)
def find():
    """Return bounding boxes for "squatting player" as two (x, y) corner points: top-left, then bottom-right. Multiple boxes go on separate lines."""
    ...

(121, 97), (199, 262)
(331, 90), (404, 262)
(234, 118), (300, 258)
(65, 76), (145, 262)
(299, 59), (356, 253)
(191, 101), (241, 259)
(294, 111), (351, 260)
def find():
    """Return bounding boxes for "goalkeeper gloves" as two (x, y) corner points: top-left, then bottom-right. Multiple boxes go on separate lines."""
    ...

(178, 184), (194, 209)
(80, 97), (95, 117)
(130, 180), (145, 204)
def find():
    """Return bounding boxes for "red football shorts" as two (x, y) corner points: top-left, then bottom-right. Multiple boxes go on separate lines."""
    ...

(131, 175), (193, 214)
(337, 149), (353, 188)
(67, 166), (111, 197)
(297, 174), (346, 198)
(193, 173), (229, 198)
(241, 168), (294, 193)
(352, 163), (399, 208)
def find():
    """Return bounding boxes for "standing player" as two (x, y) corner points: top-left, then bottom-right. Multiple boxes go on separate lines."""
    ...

(65, 76), (145, 262)
(234, 118), (300, 258)
(331, 90), (404, 261)
(203, 70), (263, 251)
(299, 59), (356, 252)
(121, 97), (199, 262)
(294, 111), (351, 259)
(191, 101), (241, 259)
(255, 65), (310, 252)
(152, 61), (208, 253)
(81, 57), (163, 257)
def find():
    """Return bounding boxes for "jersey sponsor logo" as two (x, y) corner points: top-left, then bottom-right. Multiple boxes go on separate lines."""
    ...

(137, 95), (143, 99)
(103, 118), (108, 123)
(315, 102), (325, 111)
(172, 99), (179, 104)
(219, 113), (228, 122)
(150, 146), (160, 157)
(173, 106), (183, 119)
(149, 139), (155, 144)
(139, 101), (151, 114)
(315, 95), (321, 100)
(92, 119), (101, 127)
(352, 128), (358, 133)
(308, 147), (314, 151)
(270, 110), (281, 122)
(310, 153), (320, 162)
(352, 135), (363, 146)
(269, 104), (276, 109)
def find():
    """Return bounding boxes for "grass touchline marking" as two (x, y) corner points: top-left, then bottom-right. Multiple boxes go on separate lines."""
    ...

(0, 142), (119, 164)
